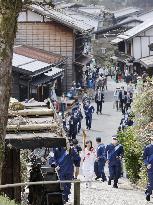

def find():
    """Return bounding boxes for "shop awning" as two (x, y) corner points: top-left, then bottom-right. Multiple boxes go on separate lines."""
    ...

(74, 55), (91, 67)
(140, 56), (153, 68)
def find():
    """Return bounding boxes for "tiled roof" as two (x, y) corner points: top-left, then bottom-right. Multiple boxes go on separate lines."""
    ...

(137, 10), (153, 22)
(26, 4), (94, 32)
(13, 46), (64, 76)
(113, 7), (141, 19)
(31, 68), (64, 86)
(118, 20), (153, 40)
(63, 9), (99, 31)
(13, 53), (51, 74)
(78, 7), (105, 16)
(56, 3), (85, 9)
(112, 19), (153, 43)
(119, 9), (153, 25)
(14, 45), (65, 65)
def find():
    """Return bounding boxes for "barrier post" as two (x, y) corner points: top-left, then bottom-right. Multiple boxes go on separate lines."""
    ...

(74, 180), (80, 205)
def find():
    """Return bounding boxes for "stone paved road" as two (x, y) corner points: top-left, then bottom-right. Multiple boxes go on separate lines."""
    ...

(68, 78), (151, 205)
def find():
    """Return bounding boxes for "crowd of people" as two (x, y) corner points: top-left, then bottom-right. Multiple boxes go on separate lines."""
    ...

(48, 65), (128, 204)
(50, 135), (124, 203)
(48, 63), (152, 203)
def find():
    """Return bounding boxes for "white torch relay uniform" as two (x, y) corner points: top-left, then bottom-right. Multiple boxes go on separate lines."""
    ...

(81, 147), (96, 184)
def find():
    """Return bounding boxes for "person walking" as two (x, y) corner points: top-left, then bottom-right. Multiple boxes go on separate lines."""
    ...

(124, 91), (132, 112)
(69, 113), (78, 140)
(60, 93), (67, 119)
(82, 140), (96, 188)
(77, 108), (83, 133)
(94, 137), (107, 182)
(127, 81), (134, 96)
(84, 102), (94, 130)
(95, 89), (104, 114)
(132, 72), (138, 89)
(54, 147), (76, 203)
(105, 136), (124, 188)
(119, 87), (126, 114)
(71, 139), (82, 179)
(143, 136), (153, 201)
(124, 69), (129, 82)
(113, 88), (120, 111)
(96, 74), (104, 91)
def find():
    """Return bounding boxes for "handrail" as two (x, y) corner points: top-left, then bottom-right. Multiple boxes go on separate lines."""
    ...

(0, 179), (102, 189)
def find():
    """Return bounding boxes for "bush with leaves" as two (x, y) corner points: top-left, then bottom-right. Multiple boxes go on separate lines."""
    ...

(118, 78), (153, 186)
(0, 196), (19, 205)
(118, 127), (143, 183)
(132, 81), (153, 129)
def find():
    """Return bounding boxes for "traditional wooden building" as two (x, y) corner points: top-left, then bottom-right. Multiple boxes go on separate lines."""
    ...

(112, 20), (153, 75)
(16, 3), (94, 90)
(12, 45), (65, 101)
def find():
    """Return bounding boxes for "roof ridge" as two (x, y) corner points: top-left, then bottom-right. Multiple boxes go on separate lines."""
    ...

(137, 8), (153, 17)
(27, 3), (94, 32)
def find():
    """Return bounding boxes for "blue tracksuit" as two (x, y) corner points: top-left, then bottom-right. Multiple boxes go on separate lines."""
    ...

(54, 148), (74, 202)
(77, 110), (83, 133)
(105, 143), (124, 184)
(69, 115), (78, 140)
(71, 145), (82, 167)
(94, 144), (106, 180)
(84, 105), (94, 129)
(143, 144), (153, 195)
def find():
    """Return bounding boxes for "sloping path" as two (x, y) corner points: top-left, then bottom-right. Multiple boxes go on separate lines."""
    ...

(68, 78), (150, 205)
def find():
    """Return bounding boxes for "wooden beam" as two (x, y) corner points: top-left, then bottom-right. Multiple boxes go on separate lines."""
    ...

(5, 134), (66, 149)
(74, 180), (80, 205)
(8, 108), (54, 117)
(7, 123), (58, 132)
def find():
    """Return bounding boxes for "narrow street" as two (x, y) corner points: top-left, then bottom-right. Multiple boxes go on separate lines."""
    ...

(80, 78), (124, 145)
(68, 78), (148, 205)
(1, 1), (153, 205)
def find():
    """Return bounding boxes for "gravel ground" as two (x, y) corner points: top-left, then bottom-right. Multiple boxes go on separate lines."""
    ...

(67, 177), (151, 205)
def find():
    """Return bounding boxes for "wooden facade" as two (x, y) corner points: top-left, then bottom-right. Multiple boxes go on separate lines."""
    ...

(16, 6), (92, 90)
(16, 21), (74, 89)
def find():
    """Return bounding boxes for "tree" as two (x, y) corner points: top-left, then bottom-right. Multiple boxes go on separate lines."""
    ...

(0, 0), (23, 180)
(0, 1), (54, 202)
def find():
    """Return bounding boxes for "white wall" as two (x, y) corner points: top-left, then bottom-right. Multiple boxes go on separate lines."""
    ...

(27, 10), (43, 22)
(141, 37), (149, 57)
(18, 10), (44, 22)
(132, 26), (153, 59)
(133, 37), (141, 59)
(18, 11), (27, 22)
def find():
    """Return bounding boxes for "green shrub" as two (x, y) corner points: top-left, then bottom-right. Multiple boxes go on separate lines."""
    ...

(118, 79), (153, 186)
(118, 127), (143, 183)
(0, 196), (19, 205)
